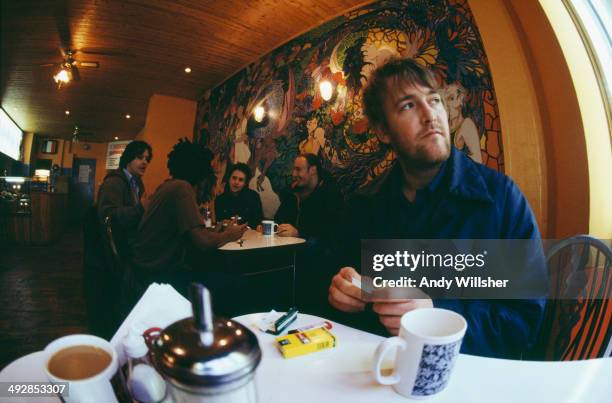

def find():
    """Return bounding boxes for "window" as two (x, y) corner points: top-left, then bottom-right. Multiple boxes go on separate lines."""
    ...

(565, 0), (612, 122)
(0, 107), (23, 160)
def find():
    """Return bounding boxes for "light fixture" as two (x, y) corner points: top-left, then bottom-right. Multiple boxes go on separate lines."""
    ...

(53, 65), (72, 87)
(125, 114), (131, 119)
(35, 169), (50, 178)
(184, 67), (192, 73)
(114, 136), (119, 140)
(253, 106), (265, 123)
(65, 110), (70, 115)
(319, 80), (333, 101)
(72, 125), (79, 143)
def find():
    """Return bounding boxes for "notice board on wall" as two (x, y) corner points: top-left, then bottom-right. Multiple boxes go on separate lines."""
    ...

(105, 141), (131, 170)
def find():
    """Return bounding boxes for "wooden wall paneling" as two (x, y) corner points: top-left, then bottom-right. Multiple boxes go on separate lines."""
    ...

(1, 0), (371, 142)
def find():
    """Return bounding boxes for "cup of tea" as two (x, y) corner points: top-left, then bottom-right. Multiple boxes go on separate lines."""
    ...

(372, 308), (467, 399)
(261, 220), (278, 236)
(44, 334), (119, 403)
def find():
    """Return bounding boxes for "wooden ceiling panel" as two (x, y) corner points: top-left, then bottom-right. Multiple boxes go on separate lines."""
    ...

(1, 0), (372, 143)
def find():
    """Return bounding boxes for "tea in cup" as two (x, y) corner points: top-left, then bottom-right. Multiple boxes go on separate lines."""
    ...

(44, 334), (119, 403)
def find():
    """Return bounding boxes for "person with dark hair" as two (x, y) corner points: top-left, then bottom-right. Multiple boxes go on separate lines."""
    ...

(274, 153), (343, 240)
(328, 58), (546, 359)
(97, 140), (153, 252)
(88, 140), (152, 337)
(214, 163), (263, 227)
(130, 138), (247, 304)
(271, 153), (346, 314)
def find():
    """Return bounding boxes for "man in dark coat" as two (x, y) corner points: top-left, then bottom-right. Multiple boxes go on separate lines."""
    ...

(328, 58), (546, 359)
(273, 153), (346, 314)
(97, 140), (152, 249)
(85, 140), (151, 338)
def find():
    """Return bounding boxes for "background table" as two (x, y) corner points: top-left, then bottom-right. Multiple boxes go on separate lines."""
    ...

(218, 229), (305, 312)
(219, 229), (305, 251)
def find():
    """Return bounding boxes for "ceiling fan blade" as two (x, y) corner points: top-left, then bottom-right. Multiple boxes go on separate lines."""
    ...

(77, 61), (100, 68)
(71, 66), (81, 81)
(14, 62), (59, 68)
(77, 48), (135, 57)
(54, 1), (73, 51)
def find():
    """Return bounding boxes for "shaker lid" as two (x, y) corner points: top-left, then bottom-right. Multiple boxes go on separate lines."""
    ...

(124, 326), (148, 359)
(153, 285), (261, 387)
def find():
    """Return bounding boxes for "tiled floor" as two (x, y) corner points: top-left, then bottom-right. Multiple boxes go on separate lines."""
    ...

(0, 227), (88, 369)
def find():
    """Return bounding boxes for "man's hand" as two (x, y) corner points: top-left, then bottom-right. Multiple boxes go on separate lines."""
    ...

(328, 267), (367, 312)
(277, 223), (298, 237)
(371, 299), (433, 335)
(221, 223), (248, 243)
(255, 224), (263, 233)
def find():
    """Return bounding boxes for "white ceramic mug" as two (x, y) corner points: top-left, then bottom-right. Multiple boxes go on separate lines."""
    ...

(44, 334), (119, 403)
(372, 308), (467, 399)
(262, 220), (278, 236)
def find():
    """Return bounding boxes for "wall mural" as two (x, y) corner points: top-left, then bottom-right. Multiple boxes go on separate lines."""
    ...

(194, 0), (502, 219)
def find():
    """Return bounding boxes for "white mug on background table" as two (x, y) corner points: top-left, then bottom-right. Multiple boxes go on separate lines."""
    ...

(372, 308), (467, 399)
(262, 220), (278, 236)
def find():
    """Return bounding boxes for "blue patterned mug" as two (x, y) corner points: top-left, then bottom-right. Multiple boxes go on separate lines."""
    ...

(373, 308), (467, 399)
(262, 220), (278, 236)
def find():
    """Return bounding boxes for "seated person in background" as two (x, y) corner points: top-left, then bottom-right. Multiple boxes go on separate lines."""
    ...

(328, 58), (546, 359)
(273, 153), (344, 242)
(97, 140), (152, 254)
(215, 163), (263, 227)
(131, 138), (247, 310)
(272, 153), (346, 314)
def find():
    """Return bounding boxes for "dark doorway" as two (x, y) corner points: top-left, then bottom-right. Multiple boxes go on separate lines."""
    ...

(35, 158), (52, 170)
(70, 157), (96, 223)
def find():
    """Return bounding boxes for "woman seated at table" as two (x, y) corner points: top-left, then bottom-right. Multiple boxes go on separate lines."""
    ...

(215, 163), (263, 228)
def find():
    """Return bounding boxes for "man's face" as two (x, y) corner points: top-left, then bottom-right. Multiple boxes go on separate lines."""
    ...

(376, 80), (450, 167)
(126, 149), (151, 178)
(229, 169), (247, 194)
(291, 156), (316, 190)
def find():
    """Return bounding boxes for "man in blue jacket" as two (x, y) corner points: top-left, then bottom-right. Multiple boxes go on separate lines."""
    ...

(328, 58), (546, 359)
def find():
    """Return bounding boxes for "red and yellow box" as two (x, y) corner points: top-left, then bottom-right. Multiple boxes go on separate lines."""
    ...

(275, 327), (337, 359)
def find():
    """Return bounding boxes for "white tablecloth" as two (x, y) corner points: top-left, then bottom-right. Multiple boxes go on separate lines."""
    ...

(2, 312), (610, 403)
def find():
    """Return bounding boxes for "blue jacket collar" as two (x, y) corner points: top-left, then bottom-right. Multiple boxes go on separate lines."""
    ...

(446, 147), (494, 204)
(381, 147), (494, 204)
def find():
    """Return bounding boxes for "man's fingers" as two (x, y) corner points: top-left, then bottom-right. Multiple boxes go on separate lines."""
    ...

(378, 314), (402, 332)
(328, 286), (365, 312)
(368, 297), (412, 304)
(339, 266), (359, 281)
(332, 271), (364, 300)
(372, 301), (417, 316)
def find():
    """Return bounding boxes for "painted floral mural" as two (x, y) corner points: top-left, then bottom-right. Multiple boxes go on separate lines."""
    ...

(194, 0), (502, 218)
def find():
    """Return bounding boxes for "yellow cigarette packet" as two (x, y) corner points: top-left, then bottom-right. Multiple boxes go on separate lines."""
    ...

(275, 327), (337, 358)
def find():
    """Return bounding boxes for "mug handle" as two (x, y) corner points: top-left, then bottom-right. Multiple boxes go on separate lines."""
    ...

(273, 223), (278, 234)
(373, 336), (406, 385)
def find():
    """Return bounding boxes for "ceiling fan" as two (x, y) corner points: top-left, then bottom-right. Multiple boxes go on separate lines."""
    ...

(39, 49), (99, 84)
(35, 3), (133, 86)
